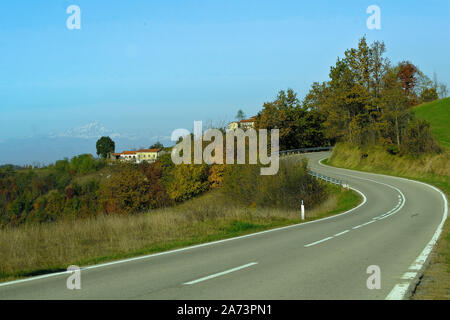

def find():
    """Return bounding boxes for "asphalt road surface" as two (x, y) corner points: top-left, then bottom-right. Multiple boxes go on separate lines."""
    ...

(0, 152), (447, 299)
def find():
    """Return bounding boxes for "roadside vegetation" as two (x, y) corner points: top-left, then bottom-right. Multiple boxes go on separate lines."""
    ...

(414, 98), (450, 150)
(300, 36), (449, 299)
(0, 36), (447, 291)
(326, 97), (450, 299)
(0, 156), (360, 281)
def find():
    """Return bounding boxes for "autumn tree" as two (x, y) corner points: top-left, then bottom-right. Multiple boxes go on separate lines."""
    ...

(166, 164), (210, 202)
(397, 61), (418, 106)
(303, 37), (440, 156)
(98, 164), (152, 215)
(138, 161), (171, 208)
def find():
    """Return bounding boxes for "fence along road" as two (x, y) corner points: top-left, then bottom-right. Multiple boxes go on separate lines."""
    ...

(0, 151), (447, 299)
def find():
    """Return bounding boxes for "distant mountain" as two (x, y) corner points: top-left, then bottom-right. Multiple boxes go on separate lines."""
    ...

(0, 121), (172, 166)
(49, 121), (118, 139)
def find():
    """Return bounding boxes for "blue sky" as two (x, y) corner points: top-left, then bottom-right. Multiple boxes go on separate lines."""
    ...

(0, 0), (449, 163)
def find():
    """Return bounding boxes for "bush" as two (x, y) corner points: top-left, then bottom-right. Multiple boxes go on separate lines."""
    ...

(98, 164), (152, 215)
(221, 158), (326, 210)
(165, 164), (210, 202)
(138, 161), (172, 208)
(69, 154), (105, 174)
(401, 118), (441, 156)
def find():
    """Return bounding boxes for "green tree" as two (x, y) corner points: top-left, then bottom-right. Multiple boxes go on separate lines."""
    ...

(379, 69), (411, 148)
(149, 141), (164, 149)
(256, 88), (329, 149)
(235, 109), (246, 121)
(96, 136), (115, 159)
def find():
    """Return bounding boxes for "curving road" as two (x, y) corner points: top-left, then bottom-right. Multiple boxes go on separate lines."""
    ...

(0, 152), (447, 299)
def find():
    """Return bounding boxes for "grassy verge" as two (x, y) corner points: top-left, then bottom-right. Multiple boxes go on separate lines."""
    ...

(326, 143), (450, 300)
(0, 183), (360, 283)
(414, 98), (450, 150)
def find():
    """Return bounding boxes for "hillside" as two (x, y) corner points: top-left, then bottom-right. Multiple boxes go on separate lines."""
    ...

(414, 97), (450, 150)
(327, 98), (450, 299)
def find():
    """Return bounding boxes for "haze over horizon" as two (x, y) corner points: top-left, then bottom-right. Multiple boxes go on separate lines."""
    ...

(1, 0), (449, 165)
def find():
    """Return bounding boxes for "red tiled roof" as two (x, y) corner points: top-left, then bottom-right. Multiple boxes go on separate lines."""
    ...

(136, 148), (161, 153)
(229, 116), (257, 125)
(121, 151), (137, 155)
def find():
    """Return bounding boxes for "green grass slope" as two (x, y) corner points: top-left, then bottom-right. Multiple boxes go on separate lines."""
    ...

(414, 97), (450, 150)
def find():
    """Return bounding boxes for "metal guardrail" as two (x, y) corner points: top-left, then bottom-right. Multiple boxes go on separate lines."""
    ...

(277, 146), (349, 188)
(278, 146), (333, 156)
(308, 170), (349, 188)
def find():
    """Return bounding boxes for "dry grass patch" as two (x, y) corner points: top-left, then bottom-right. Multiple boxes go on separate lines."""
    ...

(0, 186), (358, 282)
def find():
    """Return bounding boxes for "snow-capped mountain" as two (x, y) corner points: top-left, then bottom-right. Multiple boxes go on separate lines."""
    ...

(0, 122), (172, 166)
(50, 121), (123, 139)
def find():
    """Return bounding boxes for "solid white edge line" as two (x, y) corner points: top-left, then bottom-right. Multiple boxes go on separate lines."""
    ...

(184, 262), (258, 285)
(401, 272), (417, 280)
(315, 154), (448, 300)
(0, 270), (73, 288)
(385, 283), (410, 300)
(0, 171), (367, 288)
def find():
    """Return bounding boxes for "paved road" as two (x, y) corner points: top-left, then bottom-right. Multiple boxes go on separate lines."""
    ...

(0, 152), (447, 299)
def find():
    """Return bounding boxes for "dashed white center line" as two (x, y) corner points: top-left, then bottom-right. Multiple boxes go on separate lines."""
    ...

(184, 262), (258, 285)
(334, 230), (350, 237)
(304, 236), (334, 247)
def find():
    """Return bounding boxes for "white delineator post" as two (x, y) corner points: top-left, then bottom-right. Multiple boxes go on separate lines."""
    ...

(301, 200), (305, 220)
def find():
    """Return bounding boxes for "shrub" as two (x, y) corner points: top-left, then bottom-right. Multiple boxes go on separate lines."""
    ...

(221, 157), (326, 210)
(69, 154), (104, 174)
(401, 118), (441, 156)
(98, 164), (152, 215)
(166, 164), (210, 202)
(138, 161), (172, 208)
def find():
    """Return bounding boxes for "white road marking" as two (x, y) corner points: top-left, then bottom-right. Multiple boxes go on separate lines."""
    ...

(0, 179), (367, 288)
(0, 270), (73, 288)
(315, 155), (448, 301)
(304, 236), (334, 247)
(184, 262), (258, 285)
(304, 157), (407, 247)
(386, 182), (448, 299)
(386, 283), (410, 300)
(334, 230), (349, 237)
(401, 272), (417, 280)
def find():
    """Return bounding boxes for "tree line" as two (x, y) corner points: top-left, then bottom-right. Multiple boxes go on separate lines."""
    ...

(254, 37), (445, 155)
(0, 36), (446, 228)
